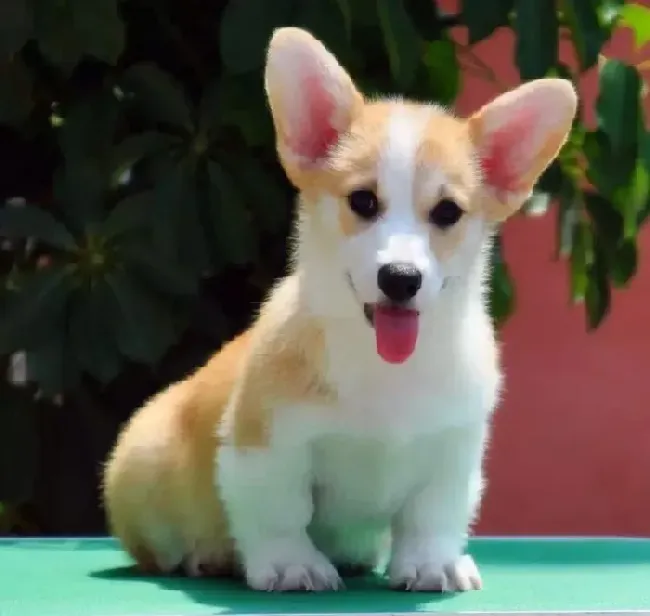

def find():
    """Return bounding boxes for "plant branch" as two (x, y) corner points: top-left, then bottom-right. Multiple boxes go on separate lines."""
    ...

(454, 41), (508, 91)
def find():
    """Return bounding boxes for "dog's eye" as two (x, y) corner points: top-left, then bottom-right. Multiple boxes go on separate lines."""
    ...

(429, 199), (463, 229)
(348, 189), (379, 220)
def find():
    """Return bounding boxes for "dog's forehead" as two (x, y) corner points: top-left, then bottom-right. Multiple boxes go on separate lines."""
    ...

(333, 101), (478, 198)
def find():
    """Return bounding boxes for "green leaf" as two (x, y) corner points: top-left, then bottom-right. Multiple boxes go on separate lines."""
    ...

(68, 0), (125, 65)
(402, 0), (446, 40)
(122, 63), (194, 132)
(377, 0), (421, 91)
(585, 191), (622, 241)
(618, 2), (650, 50)
(0, 266), (72, 354)
(556, 180), (578, 258)
(32, 0), (84, 68)
(586, 192), (640, 289)
(56, 160), (108, 232)
(564, 0), (608, 71)
(206, 161), (256, 266)
(462, 0), (514, 44)
(599, 0), (625, 29)
(32, 0), (125, 68)
(0, 386), (38, 503)
(217, 73), (274, 147)
(638, 194), (650, 226)
(197, 79), (223, 141)
(569, 219), (593, 303)
(537, 160), (565, 195)
(0, 0), (34, 58)
(585, 246), (611, 330)
(219, 0), (295, 75)
(641, 129), (650, 176)
(228, 157), (291, 234)
(422, 38), (460, 105)
(101, 191), (155, 241)
(489, 235), (515, 327)
(563, 0), (606, 71)
(0, 57), (33, 128)
(294, 0), (352, 65)
(69, 281), (123, 383)
(612, 161), (649, 239)
(58, 89), (120, 164)
(0, 204), (77, 249)
(120, 242), (199, 297)
(608, 239), (638, 288)
(153, 159), (210, 276)
(106, 269), (177, 365)
(514, 0), (558, 80)
(584, 130), (636, 199)
(349, 0), (380, 27)
(26, 326), (70, 396)
(596, 59), (641, 156)
(334, 0), (352, 38)
(109, 132), (178, 187)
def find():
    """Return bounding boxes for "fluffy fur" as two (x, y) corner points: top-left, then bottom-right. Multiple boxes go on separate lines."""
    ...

(102, 27), (577, 592)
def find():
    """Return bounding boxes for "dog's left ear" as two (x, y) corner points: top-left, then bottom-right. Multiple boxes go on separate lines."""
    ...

(468, 79), (578, 223)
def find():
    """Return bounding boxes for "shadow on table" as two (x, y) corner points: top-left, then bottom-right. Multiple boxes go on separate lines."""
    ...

(90, 565), (453, 614)
(88, 537), (650, 614)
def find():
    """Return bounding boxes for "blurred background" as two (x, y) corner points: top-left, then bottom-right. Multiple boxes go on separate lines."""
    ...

(0, 0), (649, 538)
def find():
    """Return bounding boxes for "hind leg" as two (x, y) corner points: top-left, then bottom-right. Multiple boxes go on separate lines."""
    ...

(182, 542), (236, 578)
(131, 524), (185, 575)
(122, 533), (183, 576)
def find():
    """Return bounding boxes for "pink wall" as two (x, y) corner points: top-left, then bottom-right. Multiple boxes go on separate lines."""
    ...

(438, 0), (650, 535)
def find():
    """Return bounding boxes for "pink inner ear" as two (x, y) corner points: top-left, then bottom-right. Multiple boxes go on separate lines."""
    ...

(480, 106), (537, 193)
(287, 74), (340, 163)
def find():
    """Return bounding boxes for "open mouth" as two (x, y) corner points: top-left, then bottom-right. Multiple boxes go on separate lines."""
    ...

(363, 302), (420, 365)
(346, 274), (420, 364)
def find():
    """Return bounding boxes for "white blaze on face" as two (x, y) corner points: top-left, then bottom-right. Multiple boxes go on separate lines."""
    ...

(376, 106), (444, 298)
(339, 106), (439, 365)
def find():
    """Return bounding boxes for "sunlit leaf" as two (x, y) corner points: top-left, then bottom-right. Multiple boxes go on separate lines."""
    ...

(619, 2), (650, 50)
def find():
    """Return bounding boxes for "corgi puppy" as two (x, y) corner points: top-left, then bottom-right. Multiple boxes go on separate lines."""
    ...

(103, 27), (577, 591)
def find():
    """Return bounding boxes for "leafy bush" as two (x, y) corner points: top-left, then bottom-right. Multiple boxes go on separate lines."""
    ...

(0, 0), (648, 534)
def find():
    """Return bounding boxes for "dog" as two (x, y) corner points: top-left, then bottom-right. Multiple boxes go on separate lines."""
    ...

(103, 27), (577, 592)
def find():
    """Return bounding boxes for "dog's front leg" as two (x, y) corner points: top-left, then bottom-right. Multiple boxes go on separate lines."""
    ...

(388, 421), (488, 592)
(216, 438), (341, 592)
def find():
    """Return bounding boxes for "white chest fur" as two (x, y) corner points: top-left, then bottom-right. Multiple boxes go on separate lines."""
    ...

(310, 432), (442, 522)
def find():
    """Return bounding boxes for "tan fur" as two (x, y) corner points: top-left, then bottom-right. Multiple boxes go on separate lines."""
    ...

(102, 278), (334, 573)
(225, 277), (336, 448)
(102, 333), (244, 573)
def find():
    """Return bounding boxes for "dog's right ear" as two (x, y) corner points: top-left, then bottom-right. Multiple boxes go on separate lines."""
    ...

(265, 28), (363, 177)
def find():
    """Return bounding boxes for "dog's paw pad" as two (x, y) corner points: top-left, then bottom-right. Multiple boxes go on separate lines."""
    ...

(389, 554), (482, 592)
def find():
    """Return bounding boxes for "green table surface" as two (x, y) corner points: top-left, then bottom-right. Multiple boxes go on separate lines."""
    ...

(1, 537), (650, 616)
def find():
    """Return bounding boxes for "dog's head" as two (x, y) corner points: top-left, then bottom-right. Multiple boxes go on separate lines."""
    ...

(264, 28), (577, 364)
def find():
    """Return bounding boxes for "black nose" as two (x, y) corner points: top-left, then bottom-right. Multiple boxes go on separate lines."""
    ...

(377, 262), (423, 303)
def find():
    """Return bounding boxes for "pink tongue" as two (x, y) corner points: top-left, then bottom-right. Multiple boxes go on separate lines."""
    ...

(374, 305), (420, 364)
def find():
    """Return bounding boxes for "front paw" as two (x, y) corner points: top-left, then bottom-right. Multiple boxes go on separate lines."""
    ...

(389, 553), (482, 592)
(243, 538), (342, 592)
